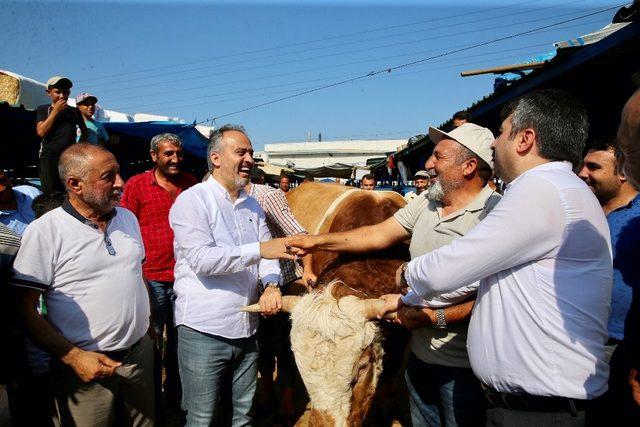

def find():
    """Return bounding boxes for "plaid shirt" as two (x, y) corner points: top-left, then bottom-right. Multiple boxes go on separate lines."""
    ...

(121, 168), (198, 282)
(248, 184), (307, 285)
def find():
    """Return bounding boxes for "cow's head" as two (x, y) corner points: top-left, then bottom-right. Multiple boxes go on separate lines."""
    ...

(243, 281), (388, 426)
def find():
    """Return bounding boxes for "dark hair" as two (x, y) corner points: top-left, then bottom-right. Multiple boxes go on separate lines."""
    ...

(455, 145), (492, 186)
(501, 89), (589, 168)
(32, 192), (66, 218)
(361, 174), (375, 181)
(453, 111), (471, 121)
(588, 137), (616, 153)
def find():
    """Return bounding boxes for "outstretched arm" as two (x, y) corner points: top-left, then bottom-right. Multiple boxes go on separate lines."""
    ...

(287, 216), (410, 255)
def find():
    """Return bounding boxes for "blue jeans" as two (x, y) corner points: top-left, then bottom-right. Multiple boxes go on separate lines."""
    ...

(148, 280), (180, 406)
(177, 325), (259, 427)
(405, 352), (486, 427)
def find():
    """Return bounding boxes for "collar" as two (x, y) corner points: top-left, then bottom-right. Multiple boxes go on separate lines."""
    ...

(62, 199), (117, 229)
(505, 161), (572, 191)
(610, 193), (640, 213)
(207, 175), (248, 204)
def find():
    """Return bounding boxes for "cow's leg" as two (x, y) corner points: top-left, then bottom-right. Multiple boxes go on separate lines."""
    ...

(347, 343), (384, 427)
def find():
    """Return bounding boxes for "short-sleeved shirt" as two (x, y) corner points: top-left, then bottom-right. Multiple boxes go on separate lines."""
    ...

(36, 104), (85, 159)
(607, 193), (640, 340)
(11, 201), (149, 352)
(0, 185), (41, 236)
(77, 119), (109, 145)
(121, 169), (198, 282)
(393, 185), (501, 368)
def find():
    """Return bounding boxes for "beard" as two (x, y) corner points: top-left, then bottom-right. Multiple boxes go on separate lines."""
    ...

(84, 189), (122, 214)
(234, 176), (250, 189)
(426, 180), (445, 201)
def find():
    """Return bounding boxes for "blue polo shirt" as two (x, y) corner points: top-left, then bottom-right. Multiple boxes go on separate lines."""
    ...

(0, 186), (41, 236)
(607, 193), (640, 340)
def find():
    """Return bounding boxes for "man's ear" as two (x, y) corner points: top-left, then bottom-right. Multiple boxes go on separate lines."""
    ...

(66, 176), (81, 195)
(462, 157), (478, 178)
(150, 150), (158, 163)
(516, 128), (536, 155)
(210, 152), (222, 169)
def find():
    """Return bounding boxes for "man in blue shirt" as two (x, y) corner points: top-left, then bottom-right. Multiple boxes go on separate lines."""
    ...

(578, 139), (640, 422)
(0, 170), (41, 236)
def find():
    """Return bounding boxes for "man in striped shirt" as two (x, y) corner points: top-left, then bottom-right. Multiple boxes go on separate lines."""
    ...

(246, 169), (315, 421)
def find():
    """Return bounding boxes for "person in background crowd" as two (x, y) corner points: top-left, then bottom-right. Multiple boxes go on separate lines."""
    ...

(615, 86), (640, 415)
(374, 90), (611, 427)
(0, 224), (22, 423)
(36, 76), (87, 194)
(246, 166), (316, 423)
(287, 123), (500, 427)
(279, 174), (292, 192)
(452, 110), (471, 128)
(12, 143), (154, 427)
(360, 173), (376, 190)
(302, 174), (314, 183)
(0, 170), (41, 236)
(405, 170), (432, 201)
(75, 93), (109, 145)
(6, 192), (65, 426)
(578, 138), (640, 425)
(121, 133), (198, 415)
(168, 124), (294, 426)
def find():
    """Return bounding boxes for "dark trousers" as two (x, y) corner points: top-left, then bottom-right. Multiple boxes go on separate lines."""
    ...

(39, 157), (64, 194)
(486, 405), (585, 427)
(257, 312), (295, 389)
(148, 280), (181, 409)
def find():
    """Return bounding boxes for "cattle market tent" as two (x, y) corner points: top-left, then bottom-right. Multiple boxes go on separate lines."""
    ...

(292, 163), (369, 179)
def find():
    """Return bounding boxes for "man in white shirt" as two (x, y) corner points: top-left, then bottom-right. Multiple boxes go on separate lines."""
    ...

(169, 124), (292, 426)
(12, 143), (154, 426)
(376, 90), (612, 426)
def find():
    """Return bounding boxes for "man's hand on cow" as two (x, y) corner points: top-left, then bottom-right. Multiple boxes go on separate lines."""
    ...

(259, 285), (283, 316)
(62, 347), (121, 383)
(393, 306), (435, 330)
(377, 293), (405, 318)
(302, 270), (318, 290)
(260, 238), (298, 260)
(630, 367), (640, 406)
(284, 235), (319, 257)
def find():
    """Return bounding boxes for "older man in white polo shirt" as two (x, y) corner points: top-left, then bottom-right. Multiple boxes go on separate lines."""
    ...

(12, 143), (153, 427)
(377, 90), (613, 426)
(169, 124), (292, 426)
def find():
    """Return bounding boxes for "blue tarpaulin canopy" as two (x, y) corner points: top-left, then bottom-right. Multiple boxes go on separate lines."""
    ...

(102, 121), (208, 158)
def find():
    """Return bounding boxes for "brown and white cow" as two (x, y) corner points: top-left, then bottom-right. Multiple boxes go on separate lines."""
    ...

(245, 182), (411, 426)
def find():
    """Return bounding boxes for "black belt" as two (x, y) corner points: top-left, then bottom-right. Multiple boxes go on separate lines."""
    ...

(100, 337), (144, 362)
(482, 385), (587, 415)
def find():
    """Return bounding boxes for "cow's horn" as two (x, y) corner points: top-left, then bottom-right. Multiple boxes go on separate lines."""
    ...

(240, 295), (302, 314)
(362, 299), (397, 320)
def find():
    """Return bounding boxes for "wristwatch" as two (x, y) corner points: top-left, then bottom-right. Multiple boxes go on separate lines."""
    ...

(399, 262), (409, 288)
(435, 308), (447, 329)
(265, 282), (280, 290)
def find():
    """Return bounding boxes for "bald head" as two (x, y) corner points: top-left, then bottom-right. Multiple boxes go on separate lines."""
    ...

(58, 143), (113, 190)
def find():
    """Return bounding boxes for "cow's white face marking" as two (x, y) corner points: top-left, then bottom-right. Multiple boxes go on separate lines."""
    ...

(289, 281), (384, 426)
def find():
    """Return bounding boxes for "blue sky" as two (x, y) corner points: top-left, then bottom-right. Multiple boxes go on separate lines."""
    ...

(1, 0), (627, 150)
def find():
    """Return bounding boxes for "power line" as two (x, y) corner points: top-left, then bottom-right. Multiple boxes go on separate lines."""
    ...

(102, 3), (606, 100)
(121, 41), (554, 112)
(76, 0), (541, 84)
(198, 3), (625, 123)
(83, 0), (574, 90)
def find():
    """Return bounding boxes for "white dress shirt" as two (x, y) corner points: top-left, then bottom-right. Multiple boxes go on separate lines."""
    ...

(169, 176), (281, 339)
(405, 162), (612, 399)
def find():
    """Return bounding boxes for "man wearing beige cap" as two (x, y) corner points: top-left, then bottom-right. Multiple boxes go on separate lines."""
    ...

(36, 76), (87, 194)
(287, 122), (501, 426)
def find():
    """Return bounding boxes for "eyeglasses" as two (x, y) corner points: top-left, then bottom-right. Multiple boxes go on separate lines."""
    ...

(104, 234), (116, 256)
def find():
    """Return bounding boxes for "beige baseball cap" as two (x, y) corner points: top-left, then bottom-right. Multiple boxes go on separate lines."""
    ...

(46, 76), (72, 89)
(428, 122), (495, 170)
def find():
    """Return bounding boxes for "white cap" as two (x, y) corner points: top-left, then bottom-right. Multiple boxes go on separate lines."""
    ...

(429, 123), (495, 170)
